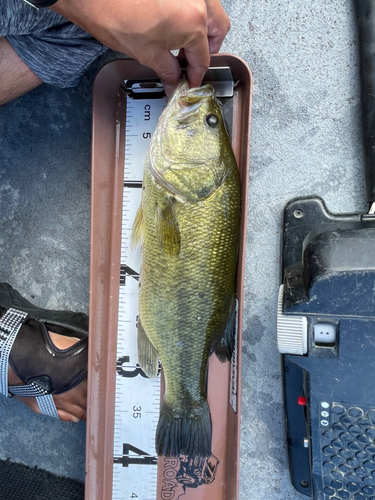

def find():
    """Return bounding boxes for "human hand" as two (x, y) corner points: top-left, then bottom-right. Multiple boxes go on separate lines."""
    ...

(51, 0), (230, 94)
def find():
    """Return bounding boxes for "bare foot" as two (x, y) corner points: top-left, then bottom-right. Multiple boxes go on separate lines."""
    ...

(8, 332), (87, 422)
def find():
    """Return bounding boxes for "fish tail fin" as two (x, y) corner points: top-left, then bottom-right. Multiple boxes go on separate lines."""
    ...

(213, 298), (236, 363)
(156, 399), (212, 458)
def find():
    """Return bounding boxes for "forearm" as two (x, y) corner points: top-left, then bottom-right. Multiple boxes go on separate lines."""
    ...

(50, 0), (230, 92)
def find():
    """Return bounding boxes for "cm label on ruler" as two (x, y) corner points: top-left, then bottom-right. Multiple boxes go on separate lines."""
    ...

(113, 87), (168, 500)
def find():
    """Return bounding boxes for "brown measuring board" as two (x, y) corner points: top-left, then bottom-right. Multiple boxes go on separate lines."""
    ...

(87, 55), (252, 500)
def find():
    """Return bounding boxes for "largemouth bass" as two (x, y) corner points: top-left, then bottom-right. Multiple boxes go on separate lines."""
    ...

(131, 79), (241, 458)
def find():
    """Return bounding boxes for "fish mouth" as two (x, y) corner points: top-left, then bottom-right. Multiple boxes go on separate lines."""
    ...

(179, 83), (215, 100)
(177, 83), (214, 107)
(171, 77), (214, 98)
(168, 79), (214, 111)
(171, 83), (215, 126)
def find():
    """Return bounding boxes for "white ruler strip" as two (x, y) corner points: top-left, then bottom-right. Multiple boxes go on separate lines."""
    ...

(112, 92), (168, 500)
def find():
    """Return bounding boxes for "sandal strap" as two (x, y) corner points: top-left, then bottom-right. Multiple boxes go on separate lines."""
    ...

(0, 283), (88, 338)
(8, 379), (52, 397)
(36, 395), (60, 419)
(0, 308), (61, 419)
(9, 384), (59, 418)
(0, 308), (28, 396)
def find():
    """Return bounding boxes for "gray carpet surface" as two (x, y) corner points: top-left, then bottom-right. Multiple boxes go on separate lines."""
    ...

(0, 459), (84, 500)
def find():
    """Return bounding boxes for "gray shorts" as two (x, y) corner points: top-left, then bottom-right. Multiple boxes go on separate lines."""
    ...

(0, 0), (107, 87)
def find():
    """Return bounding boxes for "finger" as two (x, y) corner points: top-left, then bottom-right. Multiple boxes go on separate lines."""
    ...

(206, 24), (230, 54)
(138, 48), (182, 96)
(204, 0), (231, 53)
(183, 34), (210, 88)
(207, 34), (225, 54)
(185, 52), (210, 87)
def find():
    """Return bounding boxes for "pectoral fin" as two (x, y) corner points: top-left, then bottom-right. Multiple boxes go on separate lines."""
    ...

(137, 319), (159, 378)
(214, 298), (236, 363)
(155, 197), (180, 256)
(130, 205), (144, 249)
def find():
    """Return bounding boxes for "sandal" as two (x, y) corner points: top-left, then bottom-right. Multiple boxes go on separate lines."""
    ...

(0, 282), (88, 337)
(0, 283), (88, 419)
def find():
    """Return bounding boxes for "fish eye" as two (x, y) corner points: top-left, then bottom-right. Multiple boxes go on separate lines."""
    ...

(206, 114), (219, 128)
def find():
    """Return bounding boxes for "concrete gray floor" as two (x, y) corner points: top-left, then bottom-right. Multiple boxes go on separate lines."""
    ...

(221, 1), (365, 498)
(0, 0), (365, 499)
(0, 66), (93, 482)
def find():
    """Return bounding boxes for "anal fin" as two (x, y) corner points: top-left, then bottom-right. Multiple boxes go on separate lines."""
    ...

(137, 320), (159, 378)
(214, 297), (236, 363)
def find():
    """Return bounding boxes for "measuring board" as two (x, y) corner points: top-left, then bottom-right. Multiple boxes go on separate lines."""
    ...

(88, 56), (252, 500)
(112, 89), (168, 500)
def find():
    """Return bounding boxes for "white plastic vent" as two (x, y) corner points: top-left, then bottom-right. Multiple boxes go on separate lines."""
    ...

(277, 284), (308, 355)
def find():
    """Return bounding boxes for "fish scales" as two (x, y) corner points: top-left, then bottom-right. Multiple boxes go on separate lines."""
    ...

(131, 79), (241, 458)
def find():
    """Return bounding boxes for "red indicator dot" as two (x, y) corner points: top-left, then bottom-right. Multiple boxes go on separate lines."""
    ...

(298, 396), (307, 406)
